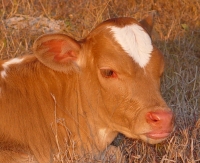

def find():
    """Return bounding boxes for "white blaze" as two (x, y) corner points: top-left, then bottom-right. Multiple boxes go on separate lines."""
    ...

(1, 58), (24, 78)
(108, 24), (153, 67)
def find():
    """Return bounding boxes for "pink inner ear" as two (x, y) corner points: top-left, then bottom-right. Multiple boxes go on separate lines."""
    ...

(41, 39), (77, 63)
(54, 50), (77, 62)
(42, 40), (63, 53)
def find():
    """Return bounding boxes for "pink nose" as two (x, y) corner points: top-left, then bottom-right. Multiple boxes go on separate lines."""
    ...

(146, 110), (174, 130)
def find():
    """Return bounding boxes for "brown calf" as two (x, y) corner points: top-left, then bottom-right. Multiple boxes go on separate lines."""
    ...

(0, 15), (174, 162)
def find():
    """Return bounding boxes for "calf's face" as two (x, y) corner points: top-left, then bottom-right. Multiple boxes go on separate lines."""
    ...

(34, 16), (174, 145)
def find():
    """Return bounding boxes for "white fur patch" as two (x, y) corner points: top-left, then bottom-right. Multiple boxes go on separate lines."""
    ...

(108, 24), (153, 67)
(1, 58), (24, 78)
(99, 128), (107, 142)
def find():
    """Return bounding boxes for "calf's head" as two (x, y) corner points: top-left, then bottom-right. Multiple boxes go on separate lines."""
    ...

(34, 16), (174, 144)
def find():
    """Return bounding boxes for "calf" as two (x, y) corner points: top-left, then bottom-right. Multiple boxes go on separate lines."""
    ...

(0, 15), (174, 162)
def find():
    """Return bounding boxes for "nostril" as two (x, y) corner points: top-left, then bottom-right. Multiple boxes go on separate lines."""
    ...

(146, 112), (161, 124)
(148, 112), (160, 122)
(146, 111), (174, 126)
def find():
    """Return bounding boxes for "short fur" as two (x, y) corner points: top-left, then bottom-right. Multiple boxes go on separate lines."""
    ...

(0, 16), (174, 162)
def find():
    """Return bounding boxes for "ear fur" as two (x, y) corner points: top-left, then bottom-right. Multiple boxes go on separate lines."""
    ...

(33, 34), (81, 73)
(139, 13), (154, 36)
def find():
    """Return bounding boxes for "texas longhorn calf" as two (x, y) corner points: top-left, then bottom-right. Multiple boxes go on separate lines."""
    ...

(0, 15), (174, 162)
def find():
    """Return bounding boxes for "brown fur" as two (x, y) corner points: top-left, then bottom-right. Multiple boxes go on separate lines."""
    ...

(0, 16), (174, 162)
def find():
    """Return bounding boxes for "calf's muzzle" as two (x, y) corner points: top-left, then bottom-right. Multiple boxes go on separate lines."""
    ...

(145, 110), (174, 139)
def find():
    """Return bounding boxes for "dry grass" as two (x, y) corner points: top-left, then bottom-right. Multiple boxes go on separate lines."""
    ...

(0, 0), (200, 162)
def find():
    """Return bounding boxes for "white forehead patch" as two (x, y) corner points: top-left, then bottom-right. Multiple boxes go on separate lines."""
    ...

(1, 58), (24, 78)
(108, 24), (153, 67)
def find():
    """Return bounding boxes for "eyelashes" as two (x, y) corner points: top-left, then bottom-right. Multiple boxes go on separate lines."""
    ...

(100, 68), (117, 78)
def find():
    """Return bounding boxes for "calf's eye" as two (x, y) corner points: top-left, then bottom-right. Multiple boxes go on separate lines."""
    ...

(100, 69), (117, 78)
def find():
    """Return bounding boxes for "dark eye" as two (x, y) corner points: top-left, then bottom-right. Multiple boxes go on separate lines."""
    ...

(100, 69), (117, 78)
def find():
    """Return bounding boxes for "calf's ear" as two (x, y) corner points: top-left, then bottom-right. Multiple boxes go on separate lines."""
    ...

(139, 13), (154, 36)
(33, 34), (81, 73)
